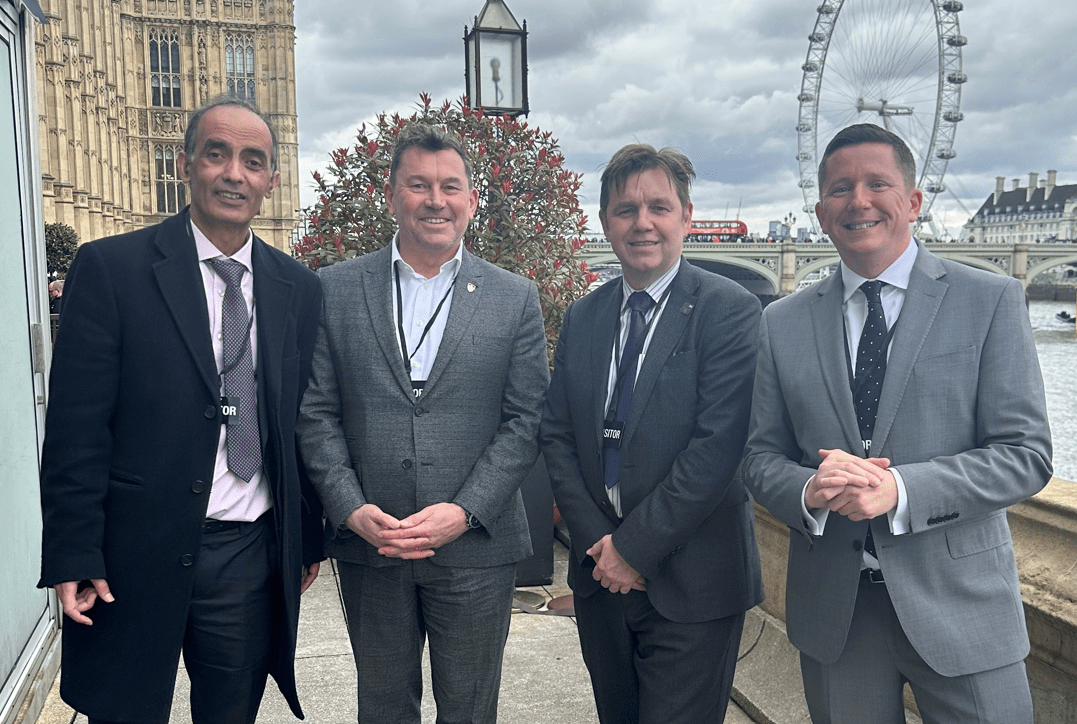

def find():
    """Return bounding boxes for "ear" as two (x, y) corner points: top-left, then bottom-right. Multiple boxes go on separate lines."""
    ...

(681, 202), (693, 236)
(815, 201), (828, 235)
(907, 187), (924, 223)
(384, 180), (396, 216)
(178, 151), (191, 182)
(265, 170), (280, 199)
(467, 186), (479, 218)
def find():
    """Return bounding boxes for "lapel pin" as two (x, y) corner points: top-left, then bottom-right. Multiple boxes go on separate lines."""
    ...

(680, 302), (694, 315)
(467, 282), (476, 293)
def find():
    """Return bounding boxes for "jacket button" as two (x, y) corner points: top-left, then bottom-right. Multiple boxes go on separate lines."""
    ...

(204, 405), (216, 419)
(192, 480), (205, 494)
(180, 554), (194, 566)
(414, 407), (425, 417)
(853, 539), (863, 552)
(402, 459), (412, 469)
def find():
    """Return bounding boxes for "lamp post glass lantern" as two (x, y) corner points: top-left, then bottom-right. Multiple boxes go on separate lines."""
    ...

(464, 0), (528, 117)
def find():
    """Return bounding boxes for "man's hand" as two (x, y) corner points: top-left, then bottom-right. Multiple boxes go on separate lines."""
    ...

(346, 503), (412, 553)
(377, 503), (469, 559)
(55, 579), (113, 625)
(300, 562), (320, 594)
(586, 535), (646, 594)
(807, 449), (896, 520)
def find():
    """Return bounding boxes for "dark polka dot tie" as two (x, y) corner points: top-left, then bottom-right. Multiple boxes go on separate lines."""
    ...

(603, 291), (656, 491)
(854, 280), (887, 558)
(208, 258), (261, 482)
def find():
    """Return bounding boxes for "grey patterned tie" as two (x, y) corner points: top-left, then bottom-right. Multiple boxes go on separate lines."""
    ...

(208, 257), (261, 482)
(603, 291), (656, 490)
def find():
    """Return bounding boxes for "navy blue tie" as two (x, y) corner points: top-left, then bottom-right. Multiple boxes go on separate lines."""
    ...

(854, 280), (887, 559)
(603, 291), (655, 490)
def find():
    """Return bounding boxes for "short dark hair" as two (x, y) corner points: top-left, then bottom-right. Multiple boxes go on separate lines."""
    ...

(389, 124), (473, 187)
(818, 123), (916, 192)
(184, 95), (279, 173)
(600, 144), (694, 213)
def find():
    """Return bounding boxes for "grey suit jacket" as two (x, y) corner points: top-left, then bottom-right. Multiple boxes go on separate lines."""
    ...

(541, 259), (764, 624)
(297, 243), (549, 568)
(741, 242), (1051, 677)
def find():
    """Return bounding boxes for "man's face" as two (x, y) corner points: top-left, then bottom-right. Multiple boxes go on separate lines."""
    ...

(385, 147), (479, 263)
(179, 105), (279, 238)
(816, 142), (923, 276)
(600, 168), (692, 289)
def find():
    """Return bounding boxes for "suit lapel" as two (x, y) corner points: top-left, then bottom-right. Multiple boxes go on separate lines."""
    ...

(590, 282), (623, 450)
(252, 238), (293, 419)
(363, 243), (414, 400)
(622, 260), (696, 446)
(871, 245), (948, 455)
(422, 248), (482, 394)
(151, 212), (218, 400)
(809, 273), (864, 454)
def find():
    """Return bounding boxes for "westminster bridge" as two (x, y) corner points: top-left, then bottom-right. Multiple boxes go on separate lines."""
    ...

(581, 240), (1077, 298)
(580, 237), (1077, 721)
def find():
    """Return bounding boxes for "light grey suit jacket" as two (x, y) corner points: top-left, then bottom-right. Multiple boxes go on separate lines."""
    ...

(297, 243), (549, 568)
(741, 242), (1051, 677)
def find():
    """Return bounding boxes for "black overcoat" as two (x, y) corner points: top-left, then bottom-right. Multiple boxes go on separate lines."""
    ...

(38, 209), (323, 721)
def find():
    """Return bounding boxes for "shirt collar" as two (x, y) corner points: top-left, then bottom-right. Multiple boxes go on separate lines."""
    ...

(840, 237), (919, 304)
(620, 258), (680, 312)
(192, 218), (254, 273)
(390, 232), (463, 279)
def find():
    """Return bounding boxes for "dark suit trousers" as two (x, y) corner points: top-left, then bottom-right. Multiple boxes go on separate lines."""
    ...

(337, 558), (516, 724)
(88, 517), (276, 724)
(574, 588), (745, 724)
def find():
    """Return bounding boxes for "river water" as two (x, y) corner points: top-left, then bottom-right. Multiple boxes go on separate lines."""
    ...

(1030, 300), (1077, 482)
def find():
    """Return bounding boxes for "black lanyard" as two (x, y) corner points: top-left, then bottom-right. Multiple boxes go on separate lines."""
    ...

(394, 263), (457, 375)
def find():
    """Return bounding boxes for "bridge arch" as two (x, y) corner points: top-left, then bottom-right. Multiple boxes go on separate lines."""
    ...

(1027, 253), (1077, 285)
(929, 253), (1008, 276)
(682, 252), (779, 296)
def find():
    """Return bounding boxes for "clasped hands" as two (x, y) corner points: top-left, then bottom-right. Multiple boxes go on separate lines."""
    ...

(806, 448), (898, 521)
(347, 502), (468, 559)
(587, 534), (645, 595)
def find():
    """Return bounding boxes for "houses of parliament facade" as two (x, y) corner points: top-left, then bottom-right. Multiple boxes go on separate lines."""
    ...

(35, 0), (300, 251)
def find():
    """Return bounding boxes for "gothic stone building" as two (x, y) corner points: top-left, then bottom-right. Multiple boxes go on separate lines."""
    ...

(963, 171), (1077, 245)
(35, 0), (300, 251)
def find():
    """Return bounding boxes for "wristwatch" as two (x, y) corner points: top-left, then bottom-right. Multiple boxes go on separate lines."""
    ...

(461, 506), (482, 529)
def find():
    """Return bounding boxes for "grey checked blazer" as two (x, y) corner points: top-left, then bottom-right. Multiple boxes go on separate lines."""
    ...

(297, 243), (549, 568)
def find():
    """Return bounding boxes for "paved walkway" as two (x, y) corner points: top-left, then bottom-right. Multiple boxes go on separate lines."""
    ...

(38, 540), (753, 723)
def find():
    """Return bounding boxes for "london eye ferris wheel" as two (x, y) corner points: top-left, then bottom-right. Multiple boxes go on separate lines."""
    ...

(796, 0), (967, 237)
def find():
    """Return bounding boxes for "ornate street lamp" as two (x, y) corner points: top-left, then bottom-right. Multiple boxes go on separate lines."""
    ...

(464, 0), (529, 117)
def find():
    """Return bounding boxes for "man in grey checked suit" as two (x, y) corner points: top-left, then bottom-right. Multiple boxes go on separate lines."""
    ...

(541, 144), (763, 723)
(296, 123), (548, 723)
(741, 123), (1052, 723)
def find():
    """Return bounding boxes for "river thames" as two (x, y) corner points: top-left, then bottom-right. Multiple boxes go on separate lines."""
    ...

(1030, 300), (1077, 482)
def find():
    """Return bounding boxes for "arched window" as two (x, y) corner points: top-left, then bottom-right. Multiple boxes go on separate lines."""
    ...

(225, 33), (256, 102)
(155, 145), (187, 215)
(149, 30), (181, 107)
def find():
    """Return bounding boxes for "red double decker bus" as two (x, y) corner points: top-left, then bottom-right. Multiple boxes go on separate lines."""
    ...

(685, 220), (749, 243)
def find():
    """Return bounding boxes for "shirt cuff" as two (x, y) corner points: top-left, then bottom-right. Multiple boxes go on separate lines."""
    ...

(886, 467), (910, 535)
(801, 475), (829, 535)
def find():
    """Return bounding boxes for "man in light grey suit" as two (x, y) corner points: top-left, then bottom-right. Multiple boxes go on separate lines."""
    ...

(741, 123), (1051, 723)
(296, 123), (548, 723)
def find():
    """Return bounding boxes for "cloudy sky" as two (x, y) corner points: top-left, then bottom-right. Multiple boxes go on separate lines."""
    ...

(293, 0), (1077, 240)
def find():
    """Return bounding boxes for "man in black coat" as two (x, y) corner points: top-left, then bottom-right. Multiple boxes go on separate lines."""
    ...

(38, 97), (323, 724)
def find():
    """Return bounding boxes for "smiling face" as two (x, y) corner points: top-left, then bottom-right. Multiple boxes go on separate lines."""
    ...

(385, 147), (479, 276)
(816, 142), (923, 278)
(179, 104), (279, 255)
(600, 167), (692, 289)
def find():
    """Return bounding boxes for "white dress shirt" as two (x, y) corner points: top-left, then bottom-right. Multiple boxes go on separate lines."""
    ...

(802, 239), (919, 567)
(193, 220), (272, 522)
(390, 235), (462, 390)
(603, 262), (680, 517)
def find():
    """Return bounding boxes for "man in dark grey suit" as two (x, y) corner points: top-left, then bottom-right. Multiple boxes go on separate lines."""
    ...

(296, 124), (548, 723)
(741, 124), (1051, 722)
(540, 144), (763, 723)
